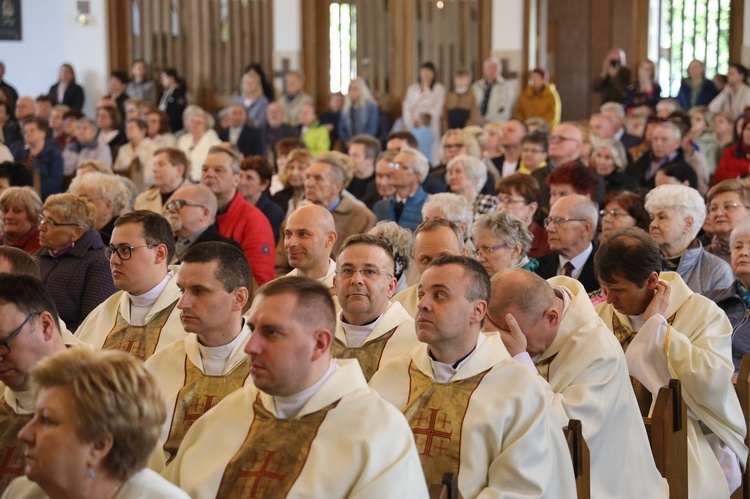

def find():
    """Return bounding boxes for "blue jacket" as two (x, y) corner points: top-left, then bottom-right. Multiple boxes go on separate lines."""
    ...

(373, 186), (428, 232)
(10, 137), (64, 200)
(338, 101), (379, 144)
(706, 282), (750, 372)
(676, 78), (718, 109)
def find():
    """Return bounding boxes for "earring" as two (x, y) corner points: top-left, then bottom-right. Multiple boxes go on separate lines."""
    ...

(88, 470), (95, 479)
(71, 240), (76, 248)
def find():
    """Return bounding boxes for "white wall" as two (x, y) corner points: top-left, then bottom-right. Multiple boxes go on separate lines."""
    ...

(0, 0), (109, 117)
(492, 0), (524, 51)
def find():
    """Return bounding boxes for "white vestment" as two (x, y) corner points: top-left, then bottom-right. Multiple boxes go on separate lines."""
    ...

(333, 301), (420, 381)
(75, 270), (188, 360)
(369, 332), (578, 499)
(162, 359), (428, 498)
(391, 283), (418, 318)
(284, 258), (336, 290)
(145, 324), (252, 469)
(596, 271), (748, 498)
(531, 277), (669, 498)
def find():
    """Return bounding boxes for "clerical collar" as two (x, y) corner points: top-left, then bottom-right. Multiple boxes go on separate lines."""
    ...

(340, 305), (388, 348)
(626, 313), (646, 332)
(5, 386), (35, 414)
(273, 359), (339, 420)
(128, 270), (173, 325)
(428, 334), (486, 383)
(325, 197), (342, 212)
(197, 320), (246, 376)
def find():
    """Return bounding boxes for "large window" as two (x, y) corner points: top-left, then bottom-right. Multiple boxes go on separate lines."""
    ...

(649, 0), (731, 97)
(330, 3), (357, 94)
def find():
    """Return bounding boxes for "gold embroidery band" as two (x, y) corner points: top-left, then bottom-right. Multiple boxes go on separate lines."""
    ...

(331, 327), (397, 381)
(102, 302), (177, 360)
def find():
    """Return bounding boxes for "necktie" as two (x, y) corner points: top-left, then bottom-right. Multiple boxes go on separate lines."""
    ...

(480, 81), (492, 116)
(562, 261), (574, 277)
(394, 200), (405, 221)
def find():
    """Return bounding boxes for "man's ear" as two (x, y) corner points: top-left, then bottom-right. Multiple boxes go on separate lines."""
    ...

(645, 271), (660, 291)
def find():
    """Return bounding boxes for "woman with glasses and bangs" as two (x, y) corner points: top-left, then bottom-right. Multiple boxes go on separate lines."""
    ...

(496, 173), (550, 259)
(705, 179), (750, 262)
(36, 193), (117, 331)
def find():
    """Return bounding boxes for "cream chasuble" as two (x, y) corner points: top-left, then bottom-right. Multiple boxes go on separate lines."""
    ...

(0, 391), (32, 493)
(333, 301), (420, 381)
(391, 283), (418, 318)
(145, 325), (252, 468)
(369, 333), (578, 499)
(75, 270), (188, 360)
(597, 271), (748, 498)
(162, 359), (428, 498)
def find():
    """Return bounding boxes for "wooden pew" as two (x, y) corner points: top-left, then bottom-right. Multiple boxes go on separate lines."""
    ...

(563, 419), (590, 499)
(731, 353), (750, 499)
(643, 379), (688, 499)
(428, 472), (458, 499)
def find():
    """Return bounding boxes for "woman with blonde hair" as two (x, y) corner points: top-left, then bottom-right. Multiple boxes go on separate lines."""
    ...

(4, 348), (188, 498)
(37, 193), (117, 330)
(0, 187), (43, 255)
(338, 78), (379, 144)
(68, 172), (131, 245)
(271, 148), (313, 217)
(176, 106), (221, 182)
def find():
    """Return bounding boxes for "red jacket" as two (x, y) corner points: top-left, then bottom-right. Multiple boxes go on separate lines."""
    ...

(714, 144), (749, 183)
(215, 190), (275, 285)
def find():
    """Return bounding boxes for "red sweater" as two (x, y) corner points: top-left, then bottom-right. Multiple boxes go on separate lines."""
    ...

(215, 190), (275, 285)
(714, 144), (749, 183)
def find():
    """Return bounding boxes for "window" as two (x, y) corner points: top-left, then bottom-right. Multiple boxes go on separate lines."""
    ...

(330, 2), (357, 94)
(649, 0), (731, 97)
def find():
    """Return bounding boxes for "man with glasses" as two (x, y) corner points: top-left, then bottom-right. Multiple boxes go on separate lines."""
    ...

(332, 234), (418, 381)
(535, 194), (600, 292)
(0, 274), (82, 492)
(282, 205), (337, 289)
(164, 184), (241, 265)
(531, 122), (584, 207)
(373, 146), (430, 231)
(76, 210), (188, 360)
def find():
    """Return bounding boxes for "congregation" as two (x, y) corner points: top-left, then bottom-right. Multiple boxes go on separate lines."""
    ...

(1, 45), (750, 498)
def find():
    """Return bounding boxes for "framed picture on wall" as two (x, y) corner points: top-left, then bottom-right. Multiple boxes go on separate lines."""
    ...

(0, 0), (21, 41)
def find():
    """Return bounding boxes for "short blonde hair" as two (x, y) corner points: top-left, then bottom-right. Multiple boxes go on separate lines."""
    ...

(439, 129), (481, 163)
(43, 193), (96, 231)
(280, 148), (313, 188)
(69, 173), (131, 217)
(30, 348), (166, 482)
(0, 187), (43, 225)
(76, 159), (113, 176)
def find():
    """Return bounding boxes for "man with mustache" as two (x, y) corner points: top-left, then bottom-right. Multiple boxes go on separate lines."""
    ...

(145, 241), (252, 469)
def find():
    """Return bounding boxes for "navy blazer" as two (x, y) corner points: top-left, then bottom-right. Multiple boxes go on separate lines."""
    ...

(48, 82), (85, 110)
(219, 125), (265, 158)
(535, 244), (599, 293)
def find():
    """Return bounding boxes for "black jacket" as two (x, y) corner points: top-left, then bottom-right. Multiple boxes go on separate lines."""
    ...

(535, 244), (599, 293)
(219, 125), (265, 158)
(48, 82), (85, 110)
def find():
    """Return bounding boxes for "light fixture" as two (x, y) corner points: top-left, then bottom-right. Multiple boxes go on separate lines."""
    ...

(77, 1), (90, 26)
(436, 1), (445, 8)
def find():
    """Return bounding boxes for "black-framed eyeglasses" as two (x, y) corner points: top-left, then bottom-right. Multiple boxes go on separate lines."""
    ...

(335, 267), (392, 280)
(38, 214), (80, 228)
(543, 217), (587, 227)
(105, 244), (156, 261)
(443, 143), (464, 149)
(0, 312), (40, 356)
(165, 199), (205, 211)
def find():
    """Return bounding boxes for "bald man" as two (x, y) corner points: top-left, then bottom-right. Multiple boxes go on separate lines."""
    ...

(283, 205), (338, 289)
(487, 270), (668, 498)
(165, 184), (242, 265)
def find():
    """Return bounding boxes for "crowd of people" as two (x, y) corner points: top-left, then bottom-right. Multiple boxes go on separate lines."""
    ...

(0, 46), (749, 497)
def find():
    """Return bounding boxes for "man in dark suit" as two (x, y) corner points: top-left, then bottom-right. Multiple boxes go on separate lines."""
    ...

(164, 183), (243, 265)
(600, 102), (642, 150)
(535, 194), (599, 292)
(219, 104), (264, 157)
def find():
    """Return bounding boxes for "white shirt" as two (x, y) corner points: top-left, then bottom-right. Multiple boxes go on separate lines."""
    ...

(428, 333), (486, 383)
(273, 360), (339, 419)
(557, 242), (593, 279)
(129, 271), (173, 326)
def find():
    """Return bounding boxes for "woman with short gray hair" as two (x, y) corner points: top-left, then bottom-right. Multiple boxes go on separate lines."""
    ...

(446, 154), (498, 218)
(471, 209), (537, 276)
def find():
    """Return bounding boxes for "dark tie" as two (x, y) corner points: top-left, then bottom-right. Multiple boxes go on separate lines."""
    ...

(394, 200), (405, 222)
(562, 261), (574, 277)
(480, 82), (492, 116)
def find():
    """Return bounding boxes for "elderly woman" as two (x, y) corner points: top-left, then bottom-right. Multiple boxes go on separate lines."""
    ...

(547, 162), (600, 207)
(645, 184), (733, 294)
(472, 209), (537, 276)
(0, 187), (42, 255)
(421, 192), (475, 253)
(177, 106), (221, 182)
(368, 220), (414, 292)
(592, 139), (638, 194)
(239, 155), (285, 243)
(496, 173), (549, 259)
(271, 148), (313, 217)
(705, 179), (750, 262)
(68, 172), (131, 245)
(4, 348), (188, 498)
(37, 194), (117, 330)
(599, 190), (650, 238)
(706, 219), (750, 373)
(443, 154), (496, 220)
(113, 118), (157, 192)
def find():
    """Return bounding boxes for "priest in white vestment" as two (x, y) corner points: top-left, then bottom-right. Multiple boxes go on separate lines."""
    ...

(487, 270), (669, 498)
(76, 212), (188, 360)
(282, 204), (337, 288)
(594, 227), (748, 497)
(162, 276), (428, 498)
(370, 255), (577, 498)
(145, 242), (253, 469)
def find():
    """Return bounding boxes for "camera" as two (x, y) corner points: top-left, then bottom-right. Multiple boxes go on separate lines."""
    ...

(609, 59), (620, 68)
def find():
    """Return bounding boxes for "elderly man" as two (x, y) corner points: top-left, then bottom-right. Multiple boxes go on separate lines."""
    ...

(471, 57), (516, 123)
(629, 121), (708, 194)
(218, 103), (264, 158)
(332, 234), (419, 381)
(370, 256), (576, 497)
(277, 71), (315, 126)
(145, 242), (252, 468)
(535, 194), (599, 292)
(76, 211), (188, 360)
(600, 102), (642, 149)
(392, 219), (468, 317)
(134, 147), (191, 213)
(373, 146), (430, 231)
(365, 149), (397, 208)
(0, 275), (81, 491)
(262, 101), (298, 158)
(595, 227), (748, 497)
(588, 113), (616, 140)
(346, 134), (380, 200)
(164, 184), (241, 265)
(487, 270), (668, 498)
(13, 96), (34, 122)
(163, 276), (428, 497)
(283, 205), (337, 288)
(201, 145), (275, 285)
(62, 117), (113, 176)
(531, 121), (584, 206)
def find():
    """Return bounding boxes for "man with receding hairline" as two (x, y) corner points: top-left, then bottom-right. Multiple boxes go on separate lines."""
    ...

(163, 276), (428, 497)
(487, 269), (668, 498)
(282, 205), (338, 288)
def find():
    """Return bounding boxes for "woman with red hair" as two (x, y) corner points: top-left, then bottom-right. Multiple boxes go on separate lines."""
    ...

(546, 162), (600, 206)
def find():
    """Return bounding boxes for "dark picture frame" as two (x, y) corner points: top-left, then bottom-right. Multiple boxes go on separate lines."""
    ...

(0, 0), (21, 41)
